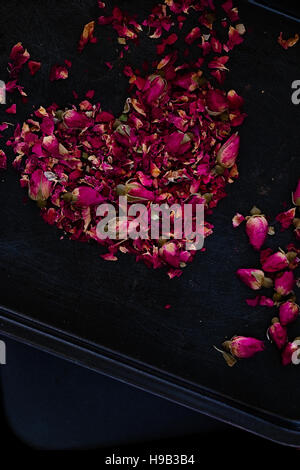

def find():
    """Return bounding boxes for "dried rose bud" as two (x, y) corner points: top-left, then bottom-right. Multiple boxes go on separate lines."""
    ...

(63, 186), (105, 206)
(268, 318), (287, 350)
(262, 251), (289, 273)
(237, 268), (272, 290)
(293, 179), (300, 206)
(245, 214), (268, 251)
(216, 132), (240, 168)
(282, 341), (300, 366)
(274, 271), (295, 296)
(159, 241), (192, 269)
(223, 336), (264, 359)
(279, 301), (299, 326)
(117, 181), (155, 203)
(28, 169), (52, 206)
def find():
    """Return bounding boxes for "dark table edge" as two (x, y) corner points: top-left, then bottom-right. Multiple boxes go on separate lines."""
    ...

(0, 306), (299, 448)
(248, 0), (300, 23)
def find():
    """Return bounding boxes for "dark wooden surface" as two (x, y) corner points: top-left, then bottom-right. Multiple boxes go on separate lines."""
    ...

(0, 0), (299, 438)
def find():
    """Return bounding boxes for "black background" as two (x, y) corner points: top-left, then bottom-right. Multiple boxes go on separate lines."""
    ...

(0, 0), (300, 447)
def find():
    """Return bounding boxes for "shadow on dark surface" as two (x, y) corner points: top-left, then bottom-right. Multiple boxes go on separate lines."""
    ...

(0, 338), (296, 453)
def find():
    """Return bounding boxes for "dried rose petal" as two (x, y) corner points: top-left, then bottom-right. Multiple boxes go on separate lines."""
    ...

(223, 336), (264, 359)
(6, 104), (16, 114)
(143, 74), (166, 104)
(259, 296), (274, 307)
(28, 60), (41, 76)
(8, 42), (30, 79)
(100, 253), (118, 261)
(245, 214), (268, 251)
(206, 89), (228, 114)
(246, 295), (274, 307)
(274, 270), (295, 296)
(0, 123), (8, 132)
(185, 27), (201, 45)
(279, 301), (299, 326)
(278, 32), (299, 50)
(232, 212), (245, 228)
(63, 109), (92, 129)
(166, 131), (191, 155)
(227, 26), (244, 49)
(49, 64), (69, 81)
(227, 89), (244, 109)
(78, 21), (96, 53)
(268, 319), (287, 350)
(85, 89), (95, 99)
(276, 208), (296, 229)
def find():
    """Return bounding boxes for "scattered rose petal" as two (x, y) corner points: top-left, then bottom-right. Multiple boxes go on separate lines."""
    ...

(6, 104), (16, 114)
(232, 212), (245, 228)
(28, 60), (41, 76)
(78, 21), (96, 53)
(278, 32), (299, 50)
(49, 64), (69, 81)
(276, 208), (296, 229)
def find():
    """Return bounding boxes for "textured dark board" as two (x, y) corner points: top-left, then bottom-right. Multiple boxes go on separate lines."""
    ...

(0, 0), (300, 445)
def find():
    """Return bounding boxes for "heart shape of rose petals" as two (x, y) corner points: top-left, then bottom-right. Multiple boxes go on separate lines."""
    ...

(8, 0), (246, 278)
